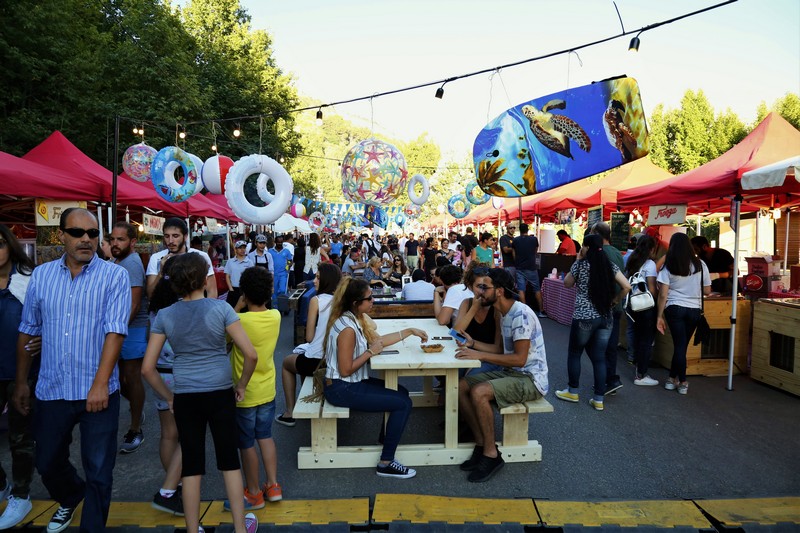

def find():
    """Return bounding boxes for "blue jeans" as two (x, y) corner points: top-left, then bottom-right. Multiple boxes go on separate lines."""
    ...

(567, 317), (612, 399)
(630, 307), (657, 377)
(604, 309), (622, 386)
(664, 305), (701, 382)
(324, 378), (412, 462)
(35, 391), (120, 532)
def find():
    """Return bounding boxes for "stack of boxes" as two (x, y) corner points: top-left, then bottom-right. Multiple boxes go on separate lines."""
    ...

(742, 255), (783, 298)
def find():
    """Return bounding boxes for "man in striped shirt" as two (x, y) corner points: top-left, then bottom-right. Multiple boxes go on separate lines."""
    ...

(14, 208), (131, 533)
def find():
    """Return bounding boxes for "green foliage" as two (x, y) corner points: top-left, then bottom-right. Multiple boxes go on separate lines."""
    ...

(757, 93), (800, 130)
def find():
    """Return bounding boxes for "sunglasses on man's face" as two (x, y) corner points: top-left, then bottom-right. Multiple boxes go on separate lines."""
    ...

(63, 227), (101, 239)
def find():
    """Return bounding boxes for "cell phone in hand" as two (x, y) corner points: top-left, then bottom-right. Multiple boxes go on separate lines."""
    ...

(449, 328), (467, 344)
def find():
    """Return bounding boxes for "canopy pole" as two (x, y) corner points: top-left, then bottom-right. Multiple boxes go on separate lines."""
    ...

(727, 194), (742, 391)
(518, 197), (522, 224)
(97, 205), (104, 241)
(783, 209), (790, 276)
(112, 115), (120, 224)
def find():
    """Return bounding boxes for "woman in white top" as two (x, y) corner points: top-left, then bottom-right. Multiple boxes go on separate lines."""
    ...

(304, 233), (329, 282)
(624, 235), (659, 386)
(322, 278), (427, 479)
(276, 263), (341, 426)
(656, 233), (711, 395)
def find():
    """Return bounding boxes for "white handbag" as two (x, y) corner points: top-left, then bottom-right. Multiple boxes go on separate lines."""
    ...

(626, 270), (655, 313)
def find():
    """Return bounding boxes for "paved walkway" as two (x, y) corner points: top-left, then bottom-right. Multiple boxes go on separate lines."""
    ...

(1, 307), (798, 531)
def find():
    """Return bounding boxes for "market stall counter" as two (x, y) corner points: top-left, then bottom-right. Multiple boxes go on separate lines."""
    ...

(653, 296), (751, 376)
(751, 298), (800, 397)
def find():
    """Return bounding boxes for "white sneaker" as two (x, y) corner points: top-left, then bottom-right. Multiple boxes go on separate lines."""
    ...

(634, 375), (659, 386)
(0, 494), (33, 528)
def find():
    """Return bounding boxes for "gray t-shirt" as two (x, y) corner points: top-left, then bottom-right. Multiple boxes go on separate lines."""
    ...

(115, 252), (149, 328)
(151, 298), (239, 394)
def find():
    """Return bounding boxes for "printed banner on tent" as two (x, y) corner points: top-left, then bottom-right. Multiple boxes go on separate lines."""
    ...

(142, 213), (165, 235)
(647, 204), (687, 225)
(204, 217), (220, 233)
(473, 76), (649, 197)
(35, 199), (87, 227)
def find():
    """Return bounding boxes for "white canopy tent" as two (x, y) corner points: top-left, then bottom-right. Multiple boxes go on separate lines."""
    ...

(272, 213), (312, 234)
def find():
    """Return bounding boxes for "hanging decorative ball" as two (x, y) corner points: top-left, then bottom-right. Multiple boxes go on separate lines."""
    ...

(122, 143), (157, 182)
(403, 203), (421, 217)
(395, 213), (407, 227)
(340, 138), (408, 206)
(188, 154), (205, 197)
(290, 203), (306, 218)
(447, 194), (471, 219)
(202, 154), (234, 195)
(308, 211), (325, 231)
(465, 180), (490, 205)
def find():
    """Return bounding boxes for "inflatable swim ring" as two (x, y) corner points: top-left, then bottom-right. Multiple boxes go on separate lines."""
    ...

(224, 155), (293, 224)
(465, 180), (490, 205)
(151, 146), (199, 203)
(394, 213), (406, 227)
(308, 211), (325, 231)
(447, 194), (471, 219)
(407, 174), (430, 206)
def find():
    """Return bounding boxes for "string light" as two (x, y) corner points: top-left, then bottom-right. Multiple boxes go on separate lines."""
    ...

(211, 144), (218, 152)
(628, 32), (642, 52)
(179, 131), (186, 139)
(435, 83), (446, 99)
(233, 125), (241, 137)
(315, 108), (323, 126)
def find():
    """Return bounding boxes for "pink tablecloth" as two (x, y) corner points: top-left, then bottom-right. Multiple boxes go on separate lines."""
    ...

(542, 277), (576, 326)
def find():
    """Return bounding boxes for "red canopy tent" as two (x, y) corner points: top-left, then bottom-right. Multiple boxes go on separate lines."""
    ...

(0, 151), (100, 200)
(617, 113), (800, 213)
(22, 131), (234, 219)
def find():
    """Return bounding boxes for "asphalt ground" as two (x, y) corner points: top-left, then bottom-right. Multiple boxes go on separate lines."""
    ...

(1, 306), (798, 530)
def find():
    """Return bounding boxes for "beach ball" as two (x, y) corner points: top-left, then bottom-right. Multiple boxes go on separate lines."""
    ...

(341, 138), (408, 206)
(290, 203), (306, 218)
(202, 154), (234, 195)
(122, 143), (157, 182)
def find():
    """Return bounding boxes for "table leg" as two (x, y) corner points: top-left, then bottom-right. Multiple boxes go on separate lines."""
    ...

(443, 368), (458, 449)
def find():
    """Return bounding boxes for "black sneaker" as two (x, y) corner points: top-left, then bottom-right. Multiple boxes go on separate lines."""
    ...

(275, 414), (296, 427)
(47, 505), (76, 533)
(467, 452), (504, 483)
(152, 489), (184, 516)
(605, 380), (623, 396)
(120, 429), (144, 454)
(376, 460), (416, 479)
(460, 445), (484, 471)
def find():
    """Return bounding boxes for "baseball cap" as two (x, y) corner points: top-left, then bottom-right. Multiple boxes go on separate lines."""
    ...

(235, 240), (247, 248)
(645, 226), (660, 238)
(256, 234), (267, 243)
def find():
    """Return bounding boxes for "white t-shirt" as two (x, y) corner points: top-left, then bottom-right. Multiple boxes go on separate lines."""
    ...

(398, 237), (408, 255)
(502, 301), (549, 395)
(146, 248), (214, 277)
(402, 280), (435, 301)
(641, 258), (658, 280)
(305, 293), (334, 359)
(283, 242), (295, 256)
(657, 261), (711, 309)
(443, 283), (474, 322)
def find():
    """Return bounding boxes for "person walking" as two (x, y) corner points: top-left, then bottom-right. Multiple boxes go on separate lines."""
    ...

(656, 233), (711, 395)
(624, 235), (659, 386)
(555, 234), (630, 411)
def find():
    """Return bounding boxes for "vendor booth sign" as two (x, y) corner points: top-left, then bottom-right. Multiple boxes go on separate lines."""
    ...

(142, 213), (165, 235)
(205, 217), (220, 233)
(648, 205), (687, 225)
(35, 199), (87, 227)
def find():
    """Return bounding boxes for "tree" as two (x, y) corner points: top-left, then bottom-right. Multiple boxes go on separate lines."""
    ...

(756, 93), (800, 130)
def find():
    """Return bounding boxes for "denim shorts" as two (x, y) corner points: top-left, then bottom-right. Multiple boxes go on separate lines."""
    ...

(152, 371), (175, 411)
(235, 401), (276, 449)
(515, 269), (541, 293)
(120, 327), (147, 360)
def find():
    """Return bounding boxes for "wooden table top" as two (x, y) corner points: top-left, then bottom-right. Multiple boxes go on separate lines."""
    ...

(371, 318), (479, 370)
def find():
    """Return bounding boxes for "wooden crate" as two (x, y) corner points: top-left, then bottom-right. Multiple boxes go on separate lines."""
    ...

(751, 300), (800, 396)
(368, 301), (434, 319)
(653, 298), (750, 376)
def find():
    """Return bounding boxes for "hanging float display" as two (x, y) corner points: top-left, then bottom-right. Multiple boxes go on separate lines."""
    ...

(394, 213), (407, 227)
(473, 76), (649, 197)
(465, 180), (490, 205)
(447, 194), (471, 219)
(225, 155), (293, 224)
(122, 143), (157, 183)
(403, 203), (421, 217)
(364, 205), (389, 229)
(188, 154), (205, 197)
(341, 138), (408, 206)
(202, 154), (234, 195)
(407, 174), (430, 206)
(308, 211), (325, 231)
(290, 203), (306, 218)
(150, 146), (200, 203)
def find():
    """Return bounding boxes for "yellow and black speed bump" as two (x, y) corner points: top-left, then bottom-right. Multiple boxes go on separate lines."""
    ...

(535, 500), (714, 529)
(694, 497), (800, 531)
(372, 494), (536, 526)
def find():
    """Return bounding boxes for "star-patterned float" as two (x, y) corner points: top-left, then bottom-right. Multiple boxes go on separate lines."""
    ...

(341, 138), (408, 206)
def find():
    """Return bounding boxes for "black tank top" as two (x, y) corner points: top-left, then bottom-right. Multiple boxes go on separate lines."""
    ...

(464, 302), (498, 345)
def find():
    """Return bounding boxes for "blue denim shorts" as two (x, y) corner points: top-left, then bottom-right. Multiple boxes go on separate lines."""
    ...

(235, 401), (276, 449)
(120, 327), (147, 360)
(515, 269), (541, 293)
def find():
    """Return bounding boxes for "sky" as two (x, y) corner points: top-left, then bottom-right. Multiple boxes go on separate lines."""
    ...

(241, 0), (799, 160)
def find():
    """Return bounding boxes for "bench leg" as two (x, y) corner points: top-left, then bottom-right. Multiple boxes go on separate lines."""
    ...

(310, 418), (338, 452)
(502, 413), (529, 447)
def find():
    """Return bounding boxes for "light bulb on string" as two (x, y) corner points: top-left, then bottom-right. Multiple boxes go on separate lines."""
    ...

(233, 126), (241, 138)
(132, 127), (139, 135)
(179, 131), (186, 139)
(211, 144), (218, 152)
(315, 108), (323, 126)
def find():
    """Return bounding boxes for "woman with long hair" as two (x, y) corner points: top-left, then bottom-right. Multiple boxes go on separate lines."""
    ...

(383, 254), (409, 288)
(0, 225), (37, 528)
(656, 233), (710, 395)
(304, 233), (329, 282)
(624, 236), (659, 386)
(556, 234), (630, 411)
(322, 278), (427, 478)
(276, 263), (342, 426)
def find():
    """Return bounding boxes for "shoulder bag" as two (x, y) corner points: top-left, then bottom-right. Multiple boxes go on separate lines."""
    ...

(693, 267), (711, 346)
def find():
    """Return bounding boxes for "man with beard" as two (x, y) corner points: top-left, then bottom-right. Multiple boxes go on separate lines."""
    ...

(145, 218), (217, 300)
(109, 222), (148, 454)
(455, 268), (548, 483)
(14, 208), (130, 532)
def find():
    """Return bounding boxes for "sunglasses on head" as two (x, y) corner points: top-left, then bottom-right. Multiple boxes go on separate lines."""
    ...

(63, 227), (101, 239)
(473, 266), (490, 275)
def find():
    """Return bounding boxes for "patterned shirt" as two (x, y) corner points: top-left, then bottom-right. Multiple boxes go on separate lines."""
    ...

(569, 259), (620, 320)
(501, 301), (549, 395)
(19, 254), (131, 401)
(324, 312), (369, 383)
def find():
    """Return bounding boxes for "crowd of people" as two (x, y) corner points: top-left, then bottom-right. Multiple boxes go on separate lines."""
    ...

(0, 211), (729, 531)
